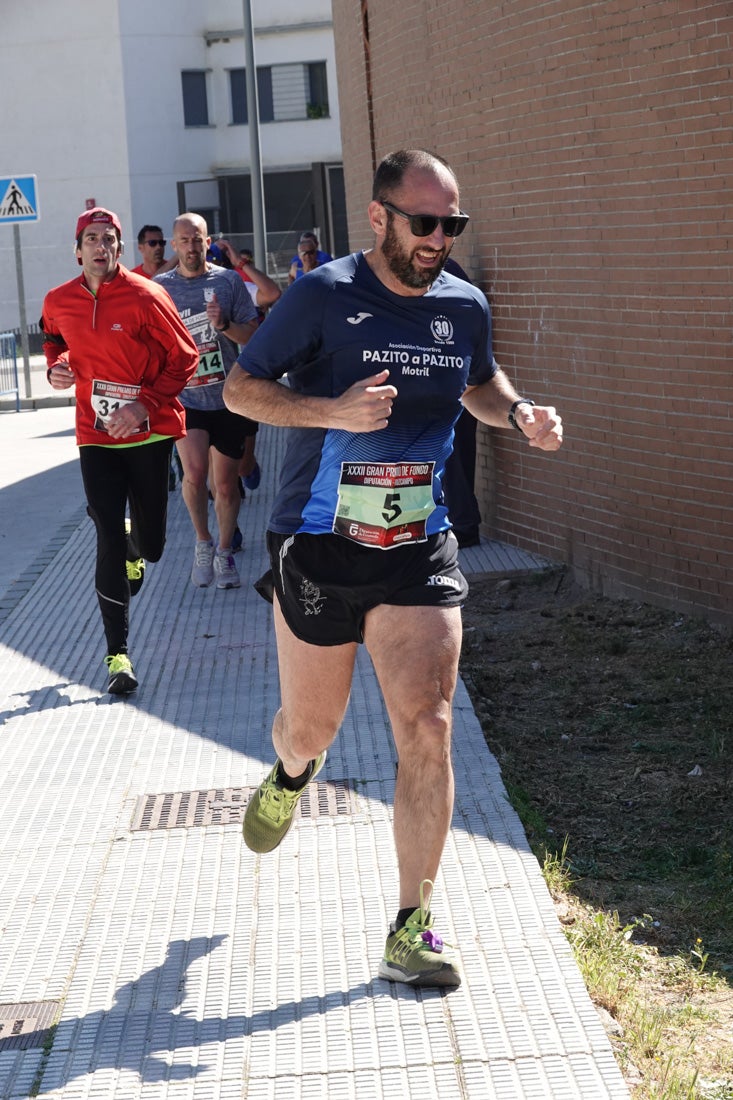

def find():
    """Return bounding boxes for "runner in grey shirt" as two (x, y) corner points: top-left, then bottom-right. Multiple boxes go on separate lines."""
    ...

(156, 213), (258, 588)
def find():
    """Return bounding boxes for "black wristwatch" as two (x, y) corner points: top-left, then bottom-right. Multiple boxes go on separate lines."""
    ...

(508, 398), (535, 433)
(216, 320), (231, 333)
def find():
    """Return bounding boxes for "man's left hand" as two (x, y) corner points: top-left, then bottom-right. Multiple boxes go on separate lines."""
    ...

(516, 405), (564, 451)
(105, 400), (148, 439)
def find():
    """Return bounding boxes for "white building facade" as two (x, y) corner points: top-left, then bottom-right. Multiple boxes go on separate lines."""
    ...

(0, 0), (344, 334)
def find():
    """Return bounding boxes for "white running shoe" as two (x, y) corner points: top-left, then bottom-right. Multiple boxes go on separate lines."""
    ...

(191, 540), (215, 587)
(214, 549), (240, 589)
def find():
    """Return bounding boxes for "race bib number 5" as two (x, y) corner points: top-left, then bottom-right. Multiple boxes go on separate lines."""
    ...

(334, 461), (435, 548)
(91, 379), (149, 435)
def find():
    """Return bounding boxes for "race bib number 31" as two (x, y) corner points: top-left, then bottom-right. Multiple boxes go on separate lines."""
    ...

(91, 379), (149, 435)
(334, 461), (435, 548)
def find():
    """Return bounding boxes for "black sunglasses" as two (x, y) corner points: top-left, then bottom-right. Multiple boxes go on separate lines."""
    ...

(144, 238), (166, 247)
(380, 200), (469, 239)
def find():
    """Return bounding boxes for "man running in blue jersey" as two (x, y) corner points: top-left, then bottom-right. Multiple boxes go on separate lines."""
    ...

(223, 148), (563, 988)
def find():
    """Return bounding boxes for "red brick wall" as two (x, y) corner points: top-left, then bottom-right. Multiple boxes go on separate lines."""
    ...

(332, 0), (733, 624)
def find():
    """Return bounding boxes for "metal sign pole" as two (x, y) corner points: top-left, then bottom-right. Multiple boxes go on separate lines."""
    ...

(0, 174), (41, 399)
(242, 0), (267, 271)
(13, 224), (32, 399)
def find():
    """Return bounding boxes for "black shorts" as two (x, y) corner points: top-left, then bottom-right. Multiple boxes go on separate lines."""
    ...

(184, 406), (258, 460)
(256, 530), (468, 646)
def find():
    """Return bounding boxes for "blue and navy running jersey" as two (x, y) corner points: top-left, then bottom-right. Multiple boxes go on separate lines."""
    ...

(237, 251), (497, 540)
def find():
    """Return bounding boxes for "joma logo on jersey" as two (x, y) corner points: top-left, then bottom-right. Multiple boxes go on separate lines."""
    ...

(431, 315), (454, 344)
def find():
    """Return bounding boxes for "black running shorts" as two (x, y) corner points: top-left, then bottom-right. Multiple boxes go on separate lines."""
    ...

(184, 406), (258, 460)
(255, 530), (469, 646)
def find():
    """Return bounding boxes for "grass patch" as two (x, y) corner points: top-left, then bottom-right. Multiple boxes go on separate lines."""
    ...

(461, 570), (733, 1099)
(29, 1022), (58, 1097)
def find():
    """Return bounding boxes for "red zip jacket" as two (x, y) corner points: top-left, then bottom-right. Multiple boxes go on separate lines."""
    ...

(41, 265), (199, 446)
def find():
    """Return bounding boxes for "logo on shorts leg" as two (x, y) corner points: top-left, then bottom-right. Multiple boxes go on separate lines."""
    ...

(299, 577), (325, 615)
(426, 574), (461, 591)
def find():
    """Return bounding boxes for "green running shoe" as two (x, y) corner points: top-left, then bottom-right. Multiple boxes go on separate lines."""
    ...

(243, 752), (326, 853)
(105, 653), (138, 695)
(378, 879), (461, 988)
(124, 519), (145, 596)
(126, 556), (146, 596)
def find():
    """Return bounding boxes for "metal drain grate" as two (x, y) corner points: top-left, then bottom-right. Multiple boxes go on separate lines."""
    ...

(130, 780), (358, 832)
(0, 1001), (59, 1051)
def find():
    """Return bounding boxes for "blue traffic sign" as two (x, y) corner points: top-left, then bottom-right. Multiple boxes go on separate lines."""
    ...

(0, 175), (40, 224)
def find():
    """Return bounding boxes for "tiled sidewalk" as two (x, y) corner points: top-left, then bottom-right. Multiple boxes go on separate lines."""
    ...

(0, 411), (629, 1099)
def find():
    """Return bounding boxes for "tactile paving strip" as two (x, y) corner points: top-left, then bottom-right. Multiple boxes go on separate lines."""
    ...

(0, 507), (87, 626)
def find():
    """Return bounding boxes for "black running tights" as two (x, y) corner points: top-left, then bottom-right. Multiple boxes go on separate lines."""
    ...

(79, 439), (173, 655)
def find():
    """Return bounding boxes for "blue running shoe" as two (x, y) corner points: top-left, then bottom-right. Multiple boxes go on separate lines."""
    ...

(243, 462), (261, 491)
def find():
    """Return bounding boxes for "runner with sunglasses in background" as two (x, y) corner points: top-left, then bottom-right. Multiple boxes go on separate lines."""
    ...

(130, 225), (176, 279)
(223, 148), (563, 988)
(287, 233), (327, 284)
(287, 230), (333, 284)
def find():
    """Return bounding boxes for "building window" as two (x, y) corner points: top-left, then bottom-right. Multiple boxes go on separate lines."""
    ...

(181, 70), (209, 127)
(258, 68), (274, 122)
(229, 68), (274, 125)
(230, 68), (248, 125)
(307, 62), (329, 119)
(229, 63), (328, 125)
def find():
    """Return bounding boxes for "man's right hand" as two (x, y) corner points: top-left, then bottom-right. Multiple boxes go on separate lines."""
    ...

(331, 369), (397, 432)
(48, 364), (76, 390)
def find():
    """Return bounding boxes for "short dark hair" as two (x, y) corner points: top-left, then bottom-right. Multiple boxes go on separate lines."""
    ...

(371, 149), (457, 202)
(137, 224), (163, 244)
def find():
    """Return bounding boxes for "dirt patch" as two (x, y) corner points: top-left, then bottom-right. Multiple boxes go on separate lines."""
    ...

(459, 566), (733, 969)
(460, 567), (733, 1092)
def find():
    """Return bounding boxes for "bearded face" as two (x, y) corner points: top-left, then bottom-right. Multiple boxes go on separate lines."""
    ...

(381, 213), (449, 290)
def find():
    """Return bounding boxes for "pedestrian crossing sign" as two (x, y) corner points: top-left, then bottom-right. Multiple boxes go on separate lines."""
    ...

(0, 175), (40, 224)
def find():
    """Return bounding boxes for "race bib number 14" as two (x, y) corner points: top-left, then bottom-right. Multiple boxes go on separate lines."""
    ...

(334, 461), (435, 548)
(187, 349), (226, 388)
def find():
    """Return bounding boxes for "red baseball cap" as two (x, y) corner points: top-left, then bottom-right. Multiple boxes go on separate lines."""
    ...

(75, 207), (122, 240)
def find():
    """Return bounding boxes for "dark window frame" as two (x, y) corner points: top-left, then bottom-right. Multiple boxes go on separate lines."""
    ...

(181, 70), (210, 127)
(307, 61), (329, 119)
(229, 66), (274, 124)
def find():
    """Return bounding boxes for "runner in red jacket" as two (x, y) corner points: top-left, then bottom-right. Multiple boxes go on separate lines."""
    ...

(42, 206), (199, 695)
